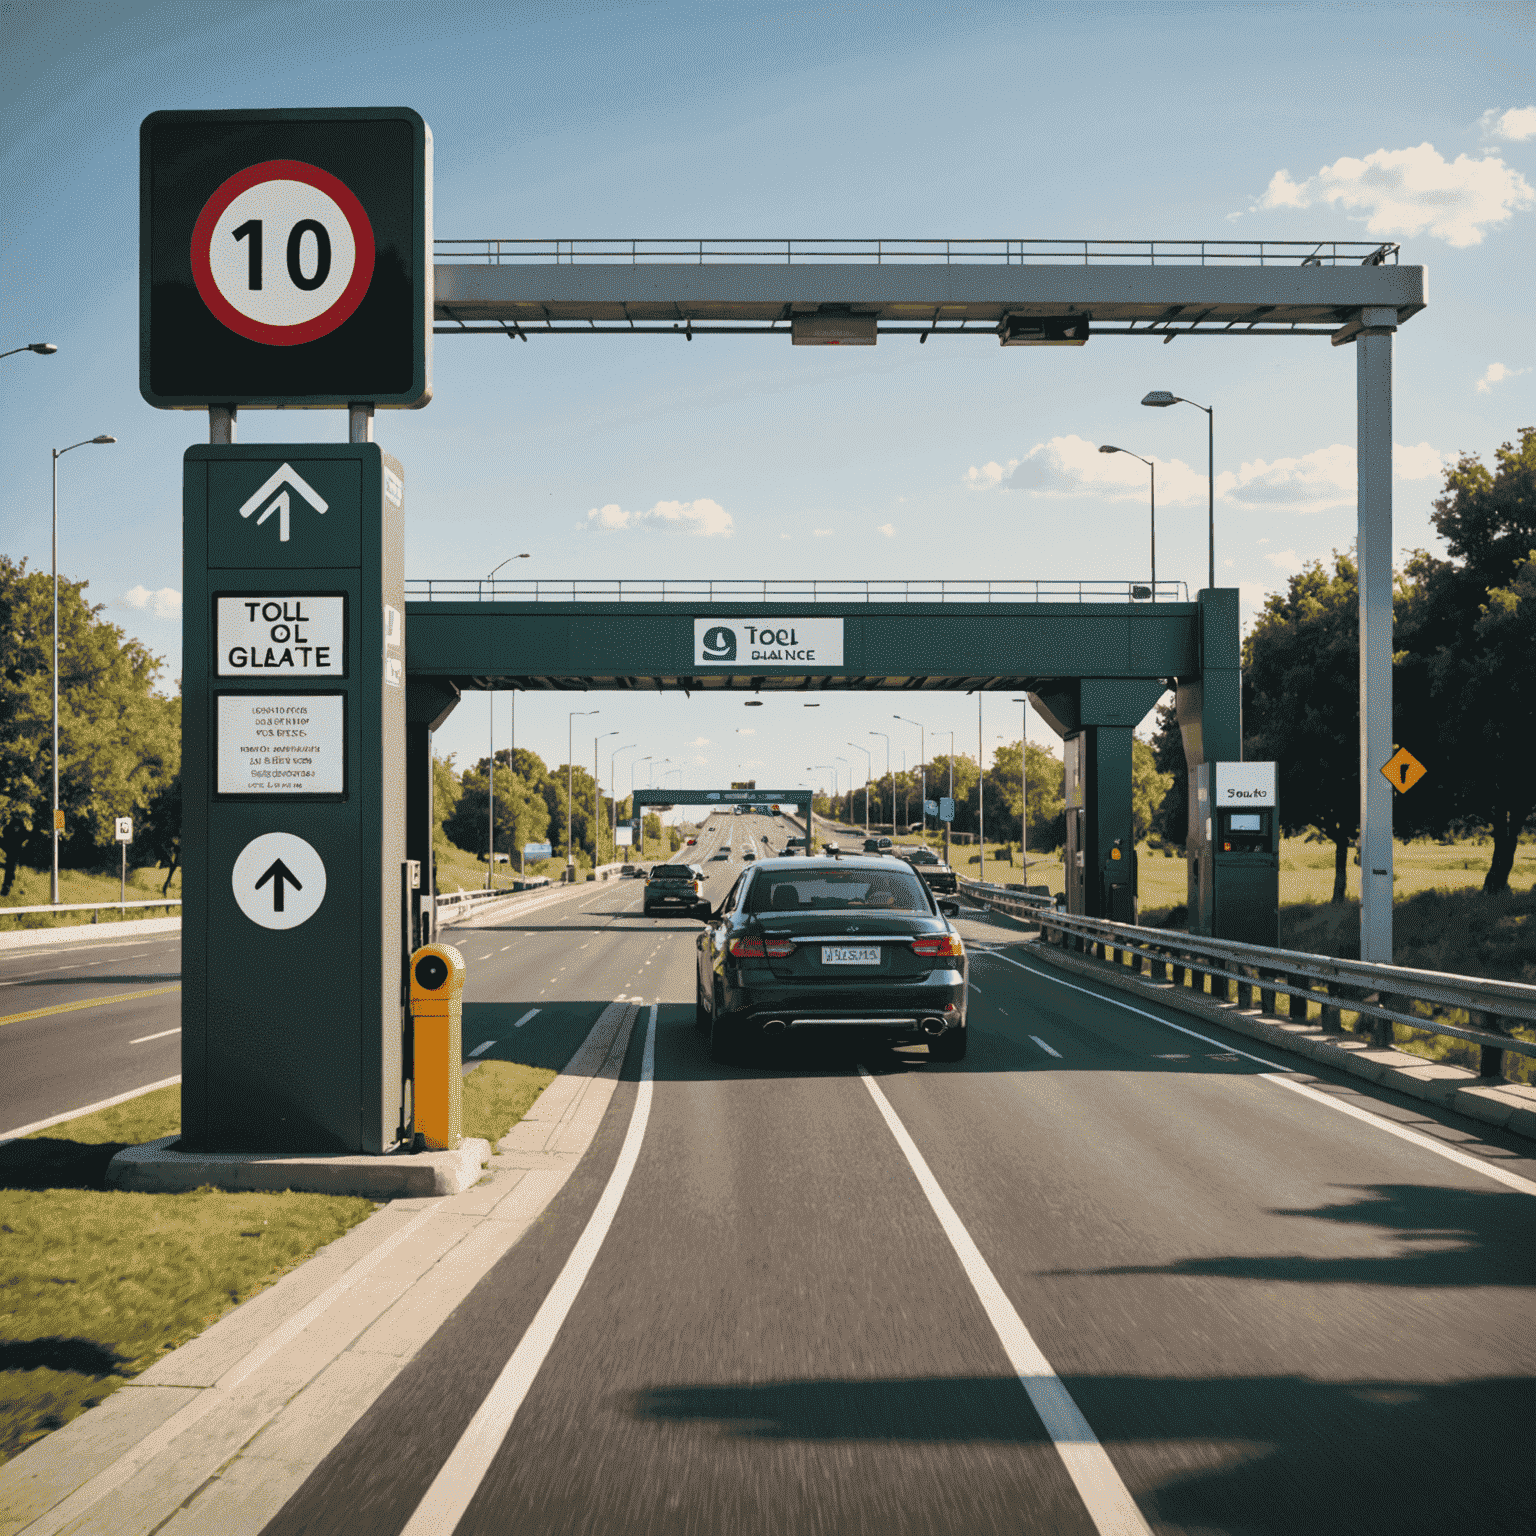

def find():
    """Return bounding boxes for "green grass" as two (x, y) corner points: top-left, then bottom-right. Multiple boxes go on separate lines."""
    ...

(0, 1091), (375, 1466)
(0, 864), (182, 932)
(463, 1060), (557, 1145)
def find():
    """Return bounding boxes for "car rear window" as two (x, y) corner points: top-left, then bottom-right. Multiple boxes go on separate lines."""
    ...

(650, 865), (695, 880)
(746, 868), (930, 913)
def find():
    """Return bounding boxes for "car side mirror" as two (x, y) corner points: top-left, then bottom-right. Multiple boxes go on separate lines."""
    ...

(938, 899), (960, 918)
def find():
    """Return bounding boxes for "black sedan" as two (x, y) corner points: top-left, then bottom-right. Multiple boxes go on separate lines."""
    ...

(643, 862), (708, 916)
(695, 856), (967, 1063)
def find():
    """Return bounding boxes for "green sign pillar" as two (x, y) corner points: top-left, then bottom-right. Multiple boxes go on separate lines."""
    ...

(181, 443), (406, 1152)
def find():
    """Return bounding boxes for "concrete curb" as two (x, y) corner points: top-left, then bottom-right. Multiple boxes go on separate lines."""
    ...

(0, 916), (181, 952)
(1020, 937), (1536, 1143)
(106, 1134), (493, 1198)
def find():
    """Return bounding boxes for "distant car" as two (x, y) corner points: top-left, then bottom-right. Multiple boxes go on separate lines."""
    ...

(913, 860), (957, 895)
(742, 851), (756, 863)
(905, 847), (939, 865)
(863, 836), (893, 854)
(686, 837), (698, 846)
(710, 849), (731, 861)
(620, 863), (639, 878)
(783, 836), (807, 851)
(644, 863), (708, 916)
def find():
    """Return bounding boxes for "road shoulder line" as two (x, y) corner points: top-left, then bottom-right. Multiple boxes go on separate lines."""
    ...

(2, 1000), (644, 1536)
(1008, 938), (1536, 1143)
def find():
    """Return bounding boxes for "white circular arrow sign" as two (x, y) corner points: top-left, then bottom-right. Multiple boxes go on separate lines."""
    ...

(192, 160), (375, 346)
(232, 832), (327, 930)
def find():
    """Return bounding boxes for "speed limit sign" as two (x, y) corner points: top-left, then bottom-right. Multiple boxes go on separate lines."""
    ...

(191, 161), (375, 346)
(141, 108), (430, 409)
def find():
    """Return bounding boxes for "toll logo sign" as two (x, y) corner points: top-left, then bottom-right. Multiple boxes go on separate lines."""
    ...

(192, 161), (376, 346)
(700, 625), (737, 662)
(217, 596), (345, 676)
(694, 618), (844, 668)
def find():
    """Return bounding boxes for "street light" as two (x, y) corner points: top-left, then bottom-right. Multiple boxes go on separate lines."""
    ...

(1143, 390), (1214, 592)
(594, 729), (618, 867)
(894, 715), (925, 843)
(566, 709), (598, 878)
(50, 434), (116, 904)
(846, 742), (873, 837)
(870, 731), (893, 838)
(1098, 444), (1156, 599)
(483, 552), (530, 599)
(3, 342), (57, 360)
(1012, 698), (1030, 874)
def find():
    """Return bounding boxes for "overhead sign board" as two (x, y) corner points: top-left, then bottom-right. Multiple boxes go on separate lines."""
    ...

(694, 619), (844, 668)
(141, 108), (432, 410)
(217, 596), (345, 676)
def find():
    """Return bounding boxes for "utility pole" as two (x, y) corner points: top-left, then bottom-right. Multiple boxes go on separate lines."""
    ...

(1012, 697), (1029, 877)
(977, 694), (985, 880)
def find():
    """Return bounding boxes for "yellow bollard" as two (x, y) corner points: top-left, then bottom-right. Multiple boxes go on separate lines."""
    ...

(409, 943), (464, 1150)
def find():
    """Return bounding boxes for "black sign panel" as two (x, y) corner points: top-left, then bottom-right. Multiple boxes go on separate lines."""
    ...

(141, 108), (431, 410)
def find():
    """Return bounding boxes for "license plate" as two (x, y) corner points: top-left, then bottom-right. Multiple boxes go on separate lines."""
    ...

(822, 945), (880, 966)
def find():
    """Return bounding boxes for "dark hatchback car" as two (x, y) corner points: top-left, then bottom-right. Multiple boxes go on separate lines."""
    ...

(644, 863), (707, 916)
(903, 846), (958, 894)
(695, 856), (967, 1063)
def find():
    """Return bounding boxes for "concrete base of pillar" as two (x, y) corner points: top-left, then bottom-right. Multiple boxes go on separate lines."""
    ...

(107, 1134), (491, 1198)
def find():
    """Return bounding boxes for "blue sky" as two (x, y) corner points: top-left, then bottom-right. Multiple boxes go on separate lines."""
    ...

(3, 0), (1532, 806)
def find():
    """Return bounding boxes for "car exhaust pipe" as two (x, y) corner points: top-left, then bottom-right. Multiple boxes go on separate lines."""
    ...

(763, 1020), (788, 1035)
(921, 1017), (946, 1036)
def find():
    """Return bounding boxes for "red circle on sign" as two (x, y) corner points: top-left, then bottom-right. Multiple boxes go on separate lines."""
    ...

(190, 159), (376, 346)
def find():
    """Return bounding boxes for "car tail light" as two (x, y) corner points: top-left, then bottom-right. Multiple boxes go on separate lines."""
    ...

(911, 934), (963, 957)
(728, 937), (796, 958)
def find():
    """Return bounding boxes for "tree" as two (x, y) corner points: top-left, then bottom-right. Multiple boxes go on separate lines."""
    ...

(1148, 700), (1187, 849)
(139, 774), (182, 895)
(984, 740), (1066, 852)
(1130, 737), (1172, 844)
(0, 558), (180, 895)
(443, 752), (550, 868)
(1396, 428), (1536, 893)
(1244, 552), (1365, 903)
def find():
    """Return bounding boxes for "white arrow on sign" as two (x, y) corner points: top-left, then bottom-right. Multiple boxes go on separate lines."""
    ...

(239, 463), (329, 544)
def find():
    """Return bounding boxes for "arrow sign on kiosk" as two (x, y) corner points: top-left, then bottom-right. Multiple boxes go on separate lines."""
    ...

(232, 832), (326, 930)
(239, 464), (329, 544)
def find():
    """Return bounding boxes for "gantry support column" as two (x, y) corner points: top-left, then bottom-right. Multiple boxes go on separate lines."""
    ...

(406, 680), (460, 944)
(1356, 308), (1397, 963)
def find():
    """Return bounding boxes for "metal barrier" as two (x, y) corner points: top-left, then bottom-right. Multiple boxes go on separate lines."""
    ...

(434, 862), (632, 926)
(956, 878), (1536, 1081)
(406, 577), (1188, 605)
(2, 898), (182, 922)
(436, 237), (1399, 268)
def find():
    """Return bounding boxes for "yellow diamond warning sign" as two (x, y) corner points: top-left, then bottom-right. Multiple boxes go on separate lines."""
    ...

(1381, 746), (1427, 794)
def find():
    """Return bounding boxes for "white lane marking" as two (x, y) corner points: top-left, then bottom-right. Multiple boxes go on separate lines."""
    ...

(857, 1066), (1153, 1535)
(992, 951), (1536, 1198)
(1029, 1035), (1062, 1058)
(468, 1040), (495, 1058)
(500, 945), (512, 952)
(130, 1027), (181, 1045)
(0, 1075), (181, 1146)
(512, 1008), (541, 1029)
(400, 1005), (657, 1536)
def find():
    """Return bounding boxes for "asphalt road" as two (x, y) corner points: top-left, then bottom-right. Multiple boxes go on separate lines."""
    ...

(255, 811), (1536, 1536)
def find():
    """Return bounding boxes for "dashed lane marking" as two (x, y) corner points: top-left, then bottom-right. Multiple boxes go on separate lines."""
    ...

(1029, 1035), (1062, 1058)
(512, 1009), (541, 1029)
(990, 950), (1536, 1198)
(468, 1040), (495, 1058)
(1, 1075), (182, 1145)
(130, 1027), (181, 1045)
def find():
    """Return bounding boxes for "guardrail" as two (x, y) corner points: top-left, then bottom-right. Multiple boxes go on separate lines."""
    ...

(956, 877), (1536, 1082)
(436, 237), (1399, 268)
(434, 862), (634, 927)
(406, 577), (1189, 605)
(2, 898), (182, 922)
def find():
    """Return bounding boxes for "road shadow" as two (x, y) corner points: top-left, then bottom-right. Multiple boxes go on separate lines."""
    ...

(626, 1371), (1533, 1535)
(0, 1135), (129, 1190)
(2, 972), (180, 991)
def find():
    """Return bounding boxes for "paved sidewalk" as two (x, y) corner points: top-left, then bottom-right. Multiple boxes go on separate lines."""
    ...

(0, 999), (643, 1536)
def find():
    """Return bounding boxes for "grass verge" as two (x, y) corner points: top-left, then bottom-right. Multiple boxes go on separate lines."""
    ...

(0, 864), (182, 932)
(0, 1088), (373, 1466)
(464, 1060), (557, 1145)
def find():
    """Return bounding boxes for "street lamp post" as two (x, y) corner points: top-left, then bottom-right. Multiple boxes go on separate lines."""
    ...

(930, 727), (955, 867)
(594, 730), (618, 868)
(894, 715), (925, 845)
(51, 434), (116, 904)
(870, 731), (893, 837)
(847, 743), (873, 837)
(1098, 444), (1156, 598)
(611, 743), (637, 852)
(3, 342), (57, 360)
(1012, 697), (1030, 875)
(834, 756), (850, 824)
(567, 709), (598, 879)
(1143, 390), (1214, 592)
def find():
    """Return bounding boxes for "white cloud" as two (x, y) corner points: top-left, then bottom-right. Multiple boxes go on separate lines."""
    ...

(1481, 106), (1536, 143)
(877, 522), (896, 537)
(966, 434), (1207, 503)
(737, 728), (755, 736)
(585, 497), (732, 536)
(687, 736), (710, 747)
(812, 528), (834, 538)
(1215, 441), (1445, 512)
(1477, 361), (1529, 394)
(1265, 548), (1304, 573)
(1251, 142), (1533, 247)
(123, 585), (181, 619)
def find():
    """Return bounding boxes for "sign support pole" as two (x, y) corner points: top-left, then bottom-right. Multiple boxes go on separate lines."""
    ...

(1357, 308), (1396, 964)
